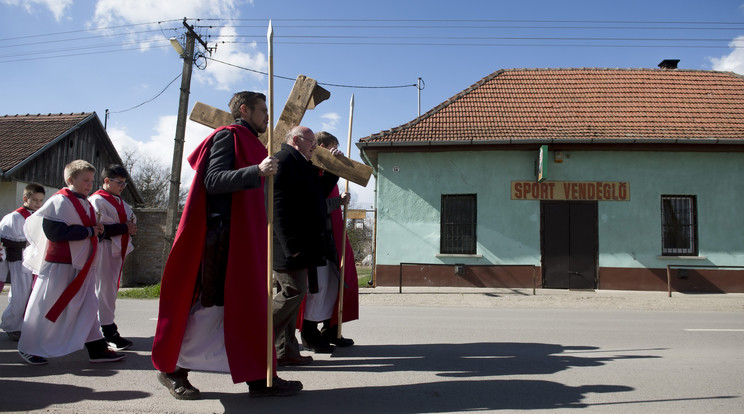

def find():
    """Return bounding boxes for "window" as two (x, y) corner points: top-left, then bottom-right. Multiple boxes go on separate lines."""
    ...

(661, 195), (698, 256)
(440, 194), (477, 254)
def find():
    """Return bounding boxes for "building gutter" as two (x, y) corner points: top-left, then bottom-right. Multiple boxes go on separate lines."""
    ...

(357, 136), (744, 171)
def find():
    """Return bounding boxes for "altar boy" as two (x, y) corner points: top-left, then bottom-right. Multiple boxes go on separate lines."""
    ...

(18, 160), (125, 364)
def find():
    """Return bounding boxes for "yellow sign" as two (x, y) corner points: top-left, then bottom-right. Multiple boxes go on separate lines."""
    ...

(511, 181), (630, 201)
(346, 209), (368, 220)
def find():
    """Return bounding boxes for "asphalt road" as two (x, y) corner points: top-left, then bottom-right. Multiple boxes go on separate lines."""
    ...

(0, 288), (742, 413)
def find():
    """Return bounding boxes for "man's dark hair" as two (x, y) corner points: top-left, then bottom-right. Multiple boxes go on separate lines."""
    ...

(102, 164), (129, 181)
(229, 91), (267, 120)
(316, 131), (339, 148)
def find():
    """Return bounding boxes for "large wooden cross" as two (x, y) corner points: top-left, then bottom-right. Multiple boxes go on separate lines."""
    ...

(189, 75), (372, 187)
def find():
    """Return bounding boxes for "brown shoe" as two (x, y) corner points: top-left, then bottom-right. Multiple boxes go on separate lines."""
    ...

(277, 355), (313, 366)
(157, 369), (201, 400)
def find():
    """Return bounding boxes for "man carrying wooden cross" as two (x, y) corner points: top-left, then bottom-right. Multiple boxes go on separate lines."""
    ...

(152, 91), (302, 399)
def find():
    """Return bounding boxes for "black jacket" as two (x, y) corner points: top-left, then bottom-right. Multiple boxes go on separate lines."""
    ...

(272, 143), (338, 271)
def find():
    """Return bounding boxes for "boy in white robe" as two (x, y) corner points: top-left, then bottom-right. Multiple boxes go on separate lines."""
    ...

(19, 160), (126, 365)
(0, 183), (45, 341)
(89, 164), (137, 350)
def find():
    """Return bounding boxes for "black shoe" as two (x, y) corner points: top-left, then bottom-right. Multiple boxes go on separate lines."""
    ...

(248, 376), (303, 398)
(157, 370), (201, 400)
(106, 334), (133, 351)
(301, 336), (334, 353)
(277, 355), (313, 366)
(89, 348), (126, 363)
(6, 331), (21, 342)
(330, 336), (354, 347)
(321, 325), (355, 347)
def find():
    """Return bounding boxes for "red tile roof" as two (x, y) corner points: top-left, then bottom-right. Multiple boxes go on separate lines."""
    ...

(0, 112), (93, 172)
(359, 68), (744, 144)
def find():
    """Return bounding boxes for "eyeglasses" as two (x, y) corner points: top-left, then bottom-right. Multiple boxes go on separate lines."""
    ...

(109, 178), (128, 187)
(297, 135), (317, 148)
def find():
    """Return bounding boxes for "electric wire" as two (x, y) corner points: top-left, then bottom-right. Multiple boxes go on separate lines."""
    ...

(109, 73), (182, 114)
(3, 17), (744, 63)
(206, 56), (417, 89)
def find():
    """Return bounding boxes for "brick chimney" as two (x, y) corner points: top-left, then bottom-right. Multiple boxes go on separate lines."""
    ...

(658, 59), (680, 70)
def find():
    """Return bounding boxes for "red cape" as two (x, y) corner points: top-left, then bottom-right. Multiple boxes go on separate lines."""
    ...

(298, 186), (360, 326)
(151, 125), (274, 383)
(329, 186), (360, 325)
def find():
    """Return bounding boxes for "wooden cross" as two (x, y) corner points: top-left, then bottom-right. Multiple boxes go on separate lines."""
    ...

(189, 75), (373, 187)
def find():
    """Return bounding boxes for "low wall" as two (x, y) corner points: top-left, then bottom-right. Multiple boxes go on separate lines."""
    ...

(121, 208), (180, 287)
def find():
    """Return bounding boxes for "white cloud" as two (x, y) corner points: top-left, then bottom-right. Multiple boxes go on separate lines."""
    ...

(2, 0), (73, 21)
(91, 1), (264, 91)
(108, 115), (213, 188)
(196, 25), (267, 91)
(709, 36), (744, 75)
(92, 0), (243, 28)
(320, 112), (341, 132)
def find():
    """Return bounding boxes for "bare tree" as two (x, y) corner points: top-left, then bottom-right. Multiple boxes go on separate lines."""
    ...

(120, 148), (186, 208)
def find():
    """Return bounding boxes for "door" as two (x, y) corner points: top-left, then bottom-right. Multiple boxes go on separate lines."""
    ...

(541, 201), (598, 290)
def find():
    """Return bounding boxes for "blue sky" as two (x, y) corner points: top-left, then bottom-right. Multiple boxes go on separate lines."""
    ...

(2, 0), (744, 208)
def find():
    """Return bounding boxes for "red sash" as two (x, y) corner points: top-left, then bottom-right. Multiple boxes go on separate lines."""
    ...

(45, 189), (98, 323)
(92, 189), (130, 289)
(14, 207), (32, 219)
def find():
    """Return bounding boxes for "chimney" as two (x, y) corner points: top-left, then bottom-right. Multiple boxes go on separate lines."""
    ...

(658, 59), (680, 70)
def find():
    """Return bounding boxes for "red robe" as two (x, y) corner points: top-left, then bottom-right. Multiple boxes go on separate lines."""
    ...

(328, 186), (360, 325)
(151, 124), (274, 383)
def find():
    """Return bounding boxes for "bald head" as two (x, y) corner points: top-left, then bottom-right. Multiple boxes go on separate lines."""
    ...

(286, 126), (317, 159)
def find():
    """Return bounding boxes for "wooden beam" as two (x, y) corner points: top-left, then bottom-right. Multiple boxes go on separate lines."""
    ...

(188, 76), (372, 187)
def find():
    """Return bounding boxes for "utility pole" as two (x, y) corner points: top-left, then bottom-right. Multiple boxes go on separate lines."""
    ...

(163, 19), (208, 260)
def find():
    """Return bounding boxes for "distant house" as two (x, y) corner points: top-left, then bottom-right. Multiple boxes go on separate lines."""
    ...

(0, 112), (143, 214)
(358, 62), (744, 293)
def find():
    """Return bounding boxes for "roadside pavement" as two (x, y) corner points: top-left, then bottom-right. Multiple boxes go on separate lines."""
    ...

(0, 286), (742, 413)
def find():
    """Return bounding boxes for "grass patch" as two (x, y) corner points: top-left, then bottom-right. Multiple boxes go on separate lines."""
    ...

(118, 266), (374, 298)
(357, 266), (373, 287)
(118, 284), (161, 299)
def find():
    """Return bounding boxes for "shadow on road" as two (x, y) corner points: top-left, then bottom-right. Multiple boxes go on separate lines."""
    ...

(221, 341), (659, 413)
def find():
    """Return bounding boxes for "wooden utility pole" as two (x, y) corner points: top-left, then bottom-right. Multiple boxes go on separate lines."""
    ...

(164, 20), (208, 260)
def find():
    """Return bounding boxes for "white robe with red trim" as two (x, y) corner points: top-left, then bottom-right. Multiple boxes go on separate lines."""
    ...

(89, 192), (134, 326)
(19, 193), (103, 357)
(0, 209), (35, 333)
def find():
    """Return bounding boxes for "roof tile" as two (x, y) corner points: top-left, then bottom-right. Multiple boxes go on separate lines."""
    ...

(0, 113), (92, 172)
(359, 68), (744, 144)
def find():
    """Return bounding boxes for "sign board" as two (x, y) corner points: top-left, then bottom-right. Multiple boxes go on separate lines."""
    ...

(346, 209), (368, 220)
(511, 181), (630, 201)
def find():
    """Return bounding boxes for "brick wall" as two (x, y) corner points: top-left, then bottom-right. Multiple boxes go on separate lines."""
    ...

(121, 208), (181, 287)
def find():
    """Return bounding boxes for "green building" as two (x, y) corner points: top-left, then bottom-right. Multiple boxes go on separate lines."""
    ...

(358, 63), (744, 293)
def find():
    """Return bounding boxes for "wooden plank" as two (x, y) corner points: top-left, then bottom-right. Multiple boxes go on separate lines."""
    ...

(272, 75), (321, 150)
(312, 147), (372, 187)
(190, 101), (234, 130)
(188, 76), (372, 187)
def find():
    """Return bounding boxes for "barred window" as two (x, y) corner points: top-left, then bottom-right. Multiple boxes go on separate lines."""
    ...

(661, 195), (698, 256)
(440, 194), (477, 254)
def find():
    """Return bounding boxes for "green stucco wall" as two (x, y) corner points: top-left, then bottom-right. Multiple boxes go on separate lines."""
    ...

(375, 149), (744, 269)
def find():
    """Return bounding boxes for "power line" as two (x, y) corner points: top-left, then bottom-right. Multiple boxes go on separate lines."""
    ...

(109, 73), (182, 114)
(2, 17), (743, 64)
(0, 20), (183, 42)
(0, 44), (172, 63)
(207, 57), (417, 89)
(196, 17), (744, 25)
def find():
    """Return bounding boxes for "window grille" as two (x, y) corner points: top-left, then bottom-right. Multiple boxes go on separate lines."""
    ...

(661, 195), (698, 256)
(440, 194), (477, 254)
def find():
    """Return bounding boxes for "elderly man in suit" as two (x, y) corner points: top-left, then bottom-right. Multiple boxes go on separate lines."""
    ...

(271, 125), (341, 366)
